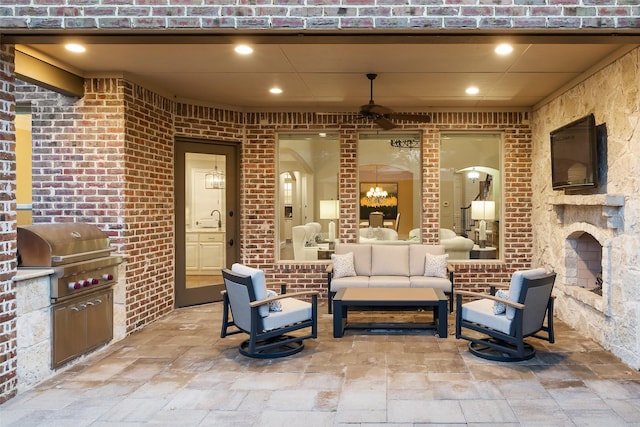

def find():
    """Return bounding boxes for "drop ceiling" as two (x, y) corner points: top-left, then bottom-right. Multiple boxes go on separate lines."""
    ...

(17, 36), (638, 112)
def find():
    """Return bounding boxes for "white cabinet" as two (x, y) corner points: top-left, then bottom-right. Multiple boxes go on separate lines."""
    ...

(186, 232), (225, 274)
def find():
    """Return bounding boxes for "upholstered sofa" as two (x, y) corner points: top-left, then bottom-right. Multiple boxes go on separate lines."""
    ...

(292, 222), (324, 260)
(439, 228), (475, 260)
(327, 243), (454, 313)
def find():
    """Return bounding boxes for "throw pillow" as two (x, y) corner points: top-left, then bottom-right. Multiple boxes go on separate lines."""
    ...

(331, 252), (356, 279)
(424, 252), (449, 279)
(266, 290), (282, 312)
(493, 289), (509, 315)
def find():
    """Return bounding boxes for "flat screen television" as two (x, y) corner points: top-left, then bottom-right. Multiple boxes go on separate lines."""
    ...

(550, 114), (597, 190)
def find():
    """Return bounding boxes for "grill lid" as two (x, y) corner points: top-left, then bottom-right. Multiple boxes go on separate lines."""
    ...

(17, 223), (113, 267)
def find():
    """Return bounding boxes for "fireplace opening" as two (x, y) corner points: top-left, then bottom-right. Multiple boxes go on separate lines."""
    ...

(565, 231), (603, 295)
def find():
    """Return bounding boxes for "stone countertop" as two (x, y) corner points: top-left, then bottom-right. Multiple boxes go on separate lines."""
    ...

(13, 268), (54, 282)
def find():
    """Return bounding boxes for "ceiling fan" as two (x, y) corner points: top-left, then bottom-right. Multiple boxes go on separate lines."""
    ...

(358, 73), (431, 130)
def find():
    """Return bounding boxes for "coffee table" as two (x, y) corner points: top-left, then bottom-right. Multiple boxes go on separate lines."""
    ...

(332, 287), (448, 338)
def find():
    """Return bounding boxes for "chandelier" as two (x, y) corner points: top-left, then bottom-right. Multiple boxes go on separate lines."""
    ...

(205, 156), (225, 189)
(390, 138), (420, 149)
(366, 165), (388, 206)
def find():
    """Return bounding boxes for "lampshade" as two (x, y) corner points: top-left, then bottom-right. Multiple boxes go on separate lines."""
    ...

(471, 200), (495, 221)
(319, 200), (339, 220)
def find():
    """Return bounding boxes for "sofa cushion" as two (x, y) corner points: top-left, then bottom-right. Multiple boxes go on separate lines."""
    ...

(330, 276), (371, 292)
(507, 268), (547, 319)
(409, 276), (452, 292)
(371, 245), (409, 276)
(424, 252), (449, 279)
(409, 245), (445, 276)
(331, 252), (356, 279)
(231, 263), (269, 318)
(369, 276), (411, 288)
(335, 243), (372, 276)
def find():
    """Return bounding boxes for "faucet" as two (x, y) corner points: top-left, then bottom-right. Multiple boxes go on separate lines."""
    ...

(210, 209), (222, 228)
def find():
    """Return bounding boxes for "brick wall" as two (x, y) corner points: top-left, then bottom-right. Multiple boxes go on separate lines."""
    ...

(0, 43), (16, 404)
(122, 82), (175, 332)
(1, 1), (638, 31)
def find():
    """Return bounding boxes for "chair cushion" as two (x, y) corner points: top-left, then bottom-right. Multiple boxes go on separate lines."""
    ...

(331, 252), (357, 279)
(507, 268), (547, 320)
(371, 245), (409, 276)
(461, 298), (512, 335)
(424, 252), (449, 279)
(493, 289), (508, 315)
(261, 297), (312, 332)
(232, 263), (269, 318)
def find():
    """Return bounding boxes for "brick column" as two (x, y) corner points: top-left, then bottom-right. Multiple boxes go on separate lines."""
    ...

(0, 42), (17, 404)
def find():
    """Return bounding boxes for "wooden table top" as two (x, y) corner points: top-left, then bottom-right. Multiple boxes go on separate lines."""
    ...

(336, 287), (445, 303)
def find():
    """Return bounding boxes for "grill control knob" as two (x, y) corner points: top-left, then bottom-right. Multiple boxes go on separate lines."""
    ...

(82, 280), (92, 287)
(102, 274), (114, 281)
(91, 278), (99, 285)
(68, 282), (81, 290)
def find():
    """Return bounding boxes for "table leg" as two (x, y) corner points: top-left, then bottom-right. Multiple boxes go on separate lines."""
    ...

(333, 300), (346, 338)
(436, 300), (448, 338)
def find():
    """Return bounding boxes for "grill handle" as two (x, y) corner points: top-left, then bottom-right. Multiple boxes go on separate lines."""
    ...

(51, 248), (113, 263)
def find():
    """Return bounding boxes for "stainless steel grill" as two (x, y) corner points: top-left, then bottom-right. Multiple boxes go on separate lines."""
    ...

(17, 223), (122, 302)
(17, 223), (123, 368)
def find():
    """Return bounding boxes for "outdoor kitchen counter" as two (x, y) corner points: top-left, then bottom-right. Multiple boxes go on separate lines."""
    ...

(13, 268), (54, 281)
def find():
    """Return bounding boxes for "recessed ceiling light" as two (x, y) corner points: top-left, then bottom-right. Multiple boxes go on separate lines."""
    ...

(319, 133), (327, 137)
(466, 86), (480, 95)
(65, 43), (86, 53)
(495, 43), (513, 55)
(269, 87), (283, 94)
(234, 45), (253, 55)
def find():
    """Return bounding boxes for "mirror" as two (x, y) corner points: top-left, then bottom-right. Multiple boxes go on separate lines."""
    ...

(278, 133), (339, 261)
(440, 133), (502, 260)
(358, 132), (422, 243)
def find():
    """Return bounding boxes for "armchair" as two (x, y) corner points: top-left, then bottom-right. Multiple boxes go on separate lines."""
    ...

(292, 223), (323, 260)
(220, 264), (319, 358)
(455, 268), (556, 361)
(440, 228), (474, 260)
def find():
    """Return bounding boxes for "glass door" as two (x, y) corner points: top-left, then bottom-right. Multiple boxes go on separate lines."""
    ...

(175, 139), (239, 307)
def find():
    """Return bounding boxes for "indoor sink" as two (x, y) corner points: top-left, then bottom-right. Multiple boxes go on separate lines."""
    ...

(195, 218), (219, 228)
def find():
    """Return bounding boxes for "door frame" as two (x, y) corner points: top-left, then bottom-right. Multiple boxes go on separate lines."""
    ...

(174, 137), (240, 307)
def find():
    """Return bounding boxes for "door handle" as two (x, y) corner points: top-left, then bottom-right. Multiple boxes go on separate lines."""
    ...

(228, 238), (234, 247)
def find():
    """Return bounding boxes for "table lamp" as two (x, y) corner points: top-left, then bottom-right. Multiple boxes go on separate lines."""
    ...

(319, 200), (339, 243)
(471, 200), (495, 248)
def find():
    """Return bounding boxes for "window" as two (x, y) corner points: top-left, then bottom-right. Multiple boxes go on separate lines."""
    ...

(440, 133), (502, 260)
(278, 133), (339, 261)
(357, 132), (422, 242)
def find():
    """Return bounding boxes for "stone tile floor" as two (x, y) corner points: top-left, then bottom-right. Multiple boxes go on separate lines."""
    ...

(3, 302), (640, 426)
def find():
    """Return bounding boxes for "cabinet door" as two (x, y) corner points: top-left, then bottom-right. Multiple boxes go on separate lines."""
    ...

(199, 233), (225, 273)
(185, 243), (199, 271)
(86, 290), (113, 350)
(52, 299), (87, 368)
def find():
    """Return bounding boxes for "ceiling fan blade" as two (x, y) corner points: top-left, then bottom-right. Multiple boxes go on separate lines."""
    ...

(386, 112), (431, 123)
(375, 117), (397, 130)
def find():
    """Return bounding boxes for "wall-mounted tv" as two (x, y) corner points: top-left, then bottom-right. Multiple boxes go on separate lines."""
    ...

(550, 114), (597, 191)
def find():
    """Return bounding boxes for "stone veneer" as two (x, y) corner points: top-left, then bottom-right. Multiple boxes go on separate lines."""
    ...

(531, 46), (640, 369)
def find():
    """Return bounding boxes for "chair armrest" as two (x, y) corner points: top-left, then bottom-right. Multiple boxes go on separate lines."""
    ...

(249, 290), (320, 308)
(447, 262), (456, 272)
(326, 264), (333, 273)
(456, 290), (525, 310)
